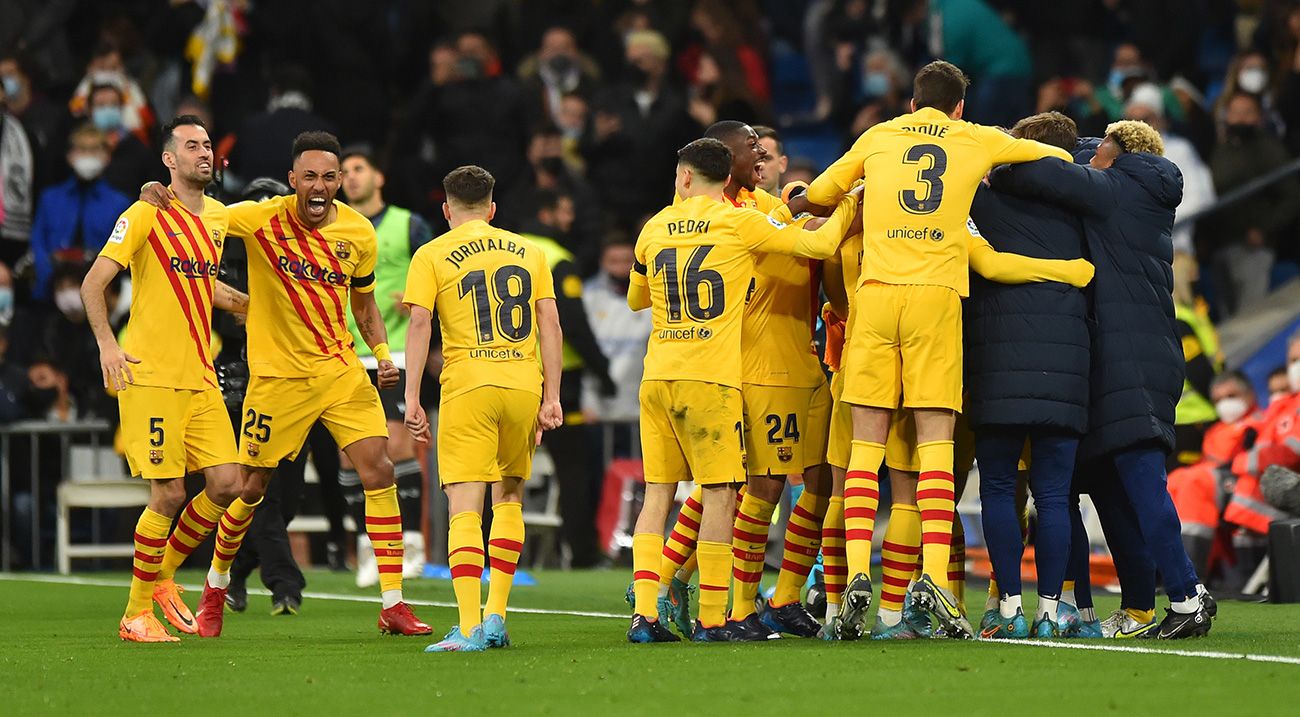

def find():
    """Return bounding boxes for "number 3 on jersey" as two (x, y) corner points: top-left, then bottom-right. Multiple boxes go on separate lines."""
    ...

(899, 143), (947, 215)
(653, 246), (725, 322)
(460, 265), (533, 343)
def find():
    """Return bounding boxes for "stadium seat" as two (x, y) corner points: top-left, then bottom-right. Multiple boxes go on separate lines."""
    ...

(56, 480), (150, 575)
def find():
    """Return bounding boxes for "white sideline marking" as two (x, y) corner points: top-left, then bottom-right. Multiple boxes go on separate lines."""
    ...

(0, 573), (628, 619)
(982, 638), (1300, 666)
(4, 573), (1299, 665)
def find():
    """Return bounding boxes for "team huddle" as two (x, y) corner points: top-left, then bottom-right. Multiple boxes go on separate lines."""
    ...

(90, 58), (1213, 652)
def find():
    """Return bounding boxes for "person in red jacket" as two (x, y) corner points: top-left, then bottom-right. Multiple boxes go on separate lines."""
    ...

(1226, 333), (1300, 539)
(1167, 371), (1261, 577)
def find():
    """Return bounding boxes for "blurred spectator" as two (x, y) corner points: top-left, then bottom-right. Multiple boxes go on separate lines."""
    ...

(83, 81), (158, 196)
(519, 26), (603, 129)
(927, 0), (1034, 127)
(582, 233), (650, 423)
(67, 41), (155, 144)
(1124, 84), (1216, 257)
(0, 0), (77, 90)
(402, 32), (529, 210)
(783, 158), (817, 186)
(507, 125), (603, 274)
(1268, 365), (1291, 405)
(678, 0), (770, 109)
(1274, 8), (1300, 156)
(585, 29), (699, 229)
(0, 77), (34, 258)
(0, 261), (12, 327)
(1207, 91), (1300, 316)
(1074, 42), (1181, 137)
(556, 92), (590, 168)
(0, 54), (64, 190)
(29, 124), (131, 300)
(25, 357), (74, 423)
(686, 46), (765, 128)
(0, 324), (31, 423)
(228, 65), (336, 187)
(1215, 50), (1283, 133)
(18, 264), (119, 420)
(841, 46), (911, 143)
(1168, 76), (1217, 161)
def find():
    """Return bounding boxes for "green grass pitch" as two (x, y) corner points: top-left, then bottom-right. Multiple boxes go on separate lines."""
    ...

(1, 569), (1297, 716)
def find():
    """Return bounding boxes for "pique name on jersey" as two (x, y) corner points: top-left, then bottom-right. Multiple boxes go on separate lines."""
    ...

(665, 219), (710, 236)
(444, 237), (527, 269)
(278, 255), (349, 286)
(169, 256), (219, 278)
(900, 123), (949, 138)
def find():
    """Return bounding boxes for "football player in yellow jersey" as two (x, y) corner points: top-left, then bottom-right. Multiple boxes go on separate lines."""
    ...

(82, 116), (250, 642)
(798, 60), (1078, 639)
(626, 138), (859, 643)
(141, 132), (432, 638)
(402, 165), (563, 653)
(820, 206), (1093, 640)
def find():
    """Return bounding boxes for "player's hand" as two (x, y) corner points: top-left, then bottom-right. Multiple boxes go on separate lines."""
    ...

(100, 344), (141, 391)
(376, 359), (399, 389)
(404, 403), (430, 444)
(1066, 259), (1096, 288)
(537, 398), (563, 432)
(140, 181), (173, 209)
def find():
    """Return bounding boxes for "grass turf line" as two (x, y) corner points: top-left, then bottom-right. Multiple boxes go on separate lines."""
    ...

(0, 569), (1297, 716)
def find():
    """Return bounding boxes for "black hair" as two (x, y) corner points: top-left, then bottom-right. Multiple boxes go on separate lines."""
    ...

(444, 165), (495, 207)
(532, 187), (571, 215)
(160, 114), (208, 152)
(913, 60), (970, 114)
(752, 125), (782, 155)
(341, 146), (378, 170)
(704, 120), (751, 145)
(676, 138), (731, 183)
(1212, 370), (1254, 393)
(291, 131), (342, 164)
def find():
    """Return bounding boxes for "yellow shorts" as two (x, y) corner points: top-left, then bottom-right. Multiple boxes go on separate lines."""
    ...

(239, 365), (387, 467)
(827, 370), (853, 470)
(640, 380), (744, 486)
(742, 381), (832, 476)
(438, 386), (539, 485)
(842, 283), (963, 412)
(883, 409), (978, 475)
(118, 385), (236, 479)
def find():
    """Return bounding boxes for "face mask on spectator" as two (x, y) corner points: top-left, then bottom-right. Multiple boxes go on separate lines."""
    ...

(1, 75), (19, 99)
(0, 287), (12, 319)
(1108, 67), (1142, 91)
(607, 271), (630, 293)
(1215, 397), (1249, 424)
(1290, 359), (1300, 393)
(71, 154), (107, 181)
(92, 105), (124, 132)
(546, 55), (576, 77)
(1273, 390), (1291, 403)
(456, 56), (486, 81)
(1238, 67), (1268, 94)
(862, 71), (890, 99)
(1226, 123), (1260, 141)
(539, 156), (566, 176)
(30, 386), (59, 410)
(625, 63), (650, 86)
(55, 288), (84, 318)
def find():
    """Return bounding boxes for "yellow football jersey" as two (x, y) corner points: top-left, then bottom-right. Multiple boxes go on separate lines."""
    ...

(806, 106), (1072, 297)
(229, 195), (377, 378)
(632, 193), (854, 389)
(100, 196), (228, 390)
(404, 219), (555, 402)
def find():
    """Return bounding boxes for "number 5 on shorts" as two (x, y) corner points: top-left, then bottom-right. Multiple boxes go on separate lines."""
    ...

(242, 410), (273, 442)
(149, 417), (165, 447)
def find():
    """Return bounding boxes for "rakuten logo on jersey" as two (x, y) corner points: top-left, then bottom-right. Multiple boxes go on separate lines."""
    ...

(169, 257), (219, 279)
(277, 256), (348, 286)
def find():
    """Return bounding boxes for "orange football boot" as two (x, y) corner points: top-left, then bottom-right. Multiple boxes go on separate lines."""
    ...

(153, 580), (198, 635)
(119, 611), (180, 643)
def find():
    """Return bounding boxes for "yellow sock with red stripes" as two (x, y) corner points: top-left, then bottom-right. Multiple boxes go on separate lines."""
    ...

(772, 490), (828, 607)
(844, 440), (885, 578)
(729, 492), (776, 621)
(632, 532), (663, 618)
(821, 496), (846, 617)
(448, 511), (484, 635)
(485, 502), (524, 618)
(210, 497), (258, 581)
(697, 540), (731, 628)
(916, 440), (956, 589)
(659, 486), (702, 589)
(364, 485), (405, 602)
(125, 508), (172, 617)
(948, 512), (966, 610)
(158, 490), (224, 582)
(879, 504), (921, 615)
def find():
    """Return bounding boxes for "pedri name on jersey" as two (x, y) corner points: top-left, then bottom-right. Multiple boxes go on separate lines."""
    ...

(169, 256), (219, 279)
(445, 236), (527, 269)
(277, 255), (349, 286)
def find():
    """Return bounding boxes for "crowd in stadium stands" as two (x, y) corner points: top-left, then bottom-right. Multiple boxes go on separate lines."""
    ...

(2, 1), (1300, 574)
